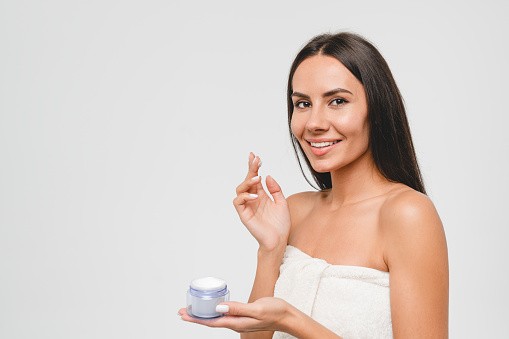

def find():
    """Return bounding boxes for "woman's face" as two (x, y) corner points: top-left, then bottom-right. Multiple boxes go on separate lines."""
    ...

(290, 55), (370, 174)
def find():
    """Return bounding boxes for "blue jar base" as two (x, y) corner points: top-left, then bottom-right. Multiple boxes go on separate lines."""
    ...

(186, 306), (224, 319)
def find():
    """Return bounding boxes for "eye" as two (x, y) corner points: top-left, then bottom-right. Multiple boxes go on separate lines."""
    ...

(330, 98), (348, 106)
(294, 101), (311, 109)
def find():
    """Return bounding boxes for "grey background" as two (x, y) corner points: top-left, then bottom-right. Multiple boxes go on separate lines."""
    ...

(1, 0), (508, 338)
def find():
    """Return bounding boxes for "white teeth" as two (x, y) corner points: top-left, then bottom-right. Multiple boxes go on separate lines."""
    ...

(309, 140), (340, 148)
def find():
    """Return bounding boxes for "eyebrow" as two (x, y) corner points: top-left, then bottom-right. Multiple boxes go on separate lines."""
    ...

(291, 88), (353, 99)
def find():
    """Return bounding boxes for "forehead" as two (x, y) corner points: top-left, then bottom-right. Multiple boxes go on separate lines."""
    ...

(292, 55), (363, 94)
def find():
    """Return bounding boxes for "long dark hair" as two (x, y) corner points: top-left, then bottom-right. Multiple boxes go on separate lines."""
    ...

(288, 32), (426, 194)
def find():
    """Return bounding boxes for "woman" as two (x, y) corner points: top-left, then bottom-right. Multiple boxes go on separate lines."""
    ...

(179, 32), (449, 338)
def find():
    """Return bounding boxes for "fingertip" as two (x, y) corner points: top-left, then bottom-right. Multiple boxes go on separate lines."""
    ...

(269, 175), (281, 186)
(216, 304), (230, 313)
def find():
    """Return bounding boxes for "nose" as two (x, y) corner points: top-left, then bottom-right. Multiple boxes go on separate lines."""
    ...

(305, 106), (329, 133)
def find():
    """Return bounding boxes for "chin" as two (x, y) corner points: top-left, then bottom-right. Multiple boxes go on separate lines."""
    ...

(308, 158), (353, 173)
(312, 166), (332, 173)
(308, 162), (336, 173)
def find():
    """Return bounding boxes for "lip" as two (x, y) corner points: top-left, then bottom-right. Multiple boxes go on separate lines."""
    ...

(306, 138), (341, 143)
(306, 139), (342, 156)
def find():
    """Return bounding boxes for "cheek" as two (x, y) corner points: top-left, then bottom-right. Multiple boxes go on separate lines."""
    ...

(340, 114), (368, 137)
(290, 116), (304, 138)
(359, 115), (370, 141)
(356, 119), (371, 151)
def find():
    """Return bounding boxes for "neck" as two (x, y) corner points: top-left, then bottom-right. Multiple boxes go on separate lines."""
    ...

(327, 150), (391, 207)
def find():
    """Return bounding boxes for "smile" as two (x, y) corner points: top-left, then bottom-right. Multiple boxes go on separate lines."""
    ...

(306, 139), (341, 156)
(309, 140), (340, 148)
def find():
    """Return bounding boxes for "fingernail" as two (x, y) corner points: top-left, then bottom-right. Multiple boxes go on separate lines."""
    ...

(216, 304), (229, 313)
(252, 156), (257, 165)
(251, 176), (260, 181)
(249, 194), (258, 198)
(258, 159), (262, 168)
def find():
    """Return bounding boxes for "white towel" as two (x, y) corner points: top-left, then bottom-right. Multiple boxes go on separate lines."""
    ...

(273, 245), (392, 339)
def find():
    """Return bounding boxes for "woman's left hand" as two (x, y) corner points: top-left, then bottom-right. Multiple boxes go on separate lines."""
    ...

(178, 297), (291, 333)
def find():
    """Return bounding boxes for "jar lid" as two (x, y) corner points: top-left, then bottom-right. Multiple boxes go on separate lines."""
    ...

(190, 277), (226, 292)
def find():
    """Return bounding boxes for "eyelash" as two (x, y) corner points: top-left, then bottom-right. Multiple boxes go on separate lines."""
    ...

(294, 101), (311, 109)
(331, 98), (348, 106)
(293, 98), (348, 109)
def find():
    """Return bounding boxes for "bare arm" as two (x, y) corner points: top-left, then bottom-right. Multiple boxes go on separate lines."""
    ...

(382, 191), (449, 338)
(283, 301), (343, 339)
(248, 247), (286, 304)
(180, 297), (343, 339)
(180, 155), (330, 338)
(241, 247), (285, 339)
(232, 153), (292, 339)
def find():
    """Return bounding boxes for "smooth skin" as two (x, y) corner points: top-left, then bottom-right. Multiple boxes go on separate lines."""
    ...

(179, 55), (449, 338)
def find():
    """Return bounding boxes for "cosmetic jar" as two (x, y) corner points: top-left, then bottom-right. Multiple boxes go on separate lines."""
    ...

(186, 277), (230, 318)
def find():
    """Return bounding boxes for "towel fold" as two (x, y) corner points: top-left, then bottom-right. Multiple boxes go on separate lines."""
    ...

(273, 245), (393, 339)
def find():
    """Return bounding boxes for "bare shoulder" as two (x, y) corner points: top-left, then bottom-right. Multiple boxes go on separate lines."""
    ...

(379, 186), (447, 271)
(380, 188), (443, 234)
(286, 190), (323, 225)
(286, 190), (318, 206)
(380, 188), (449, 337)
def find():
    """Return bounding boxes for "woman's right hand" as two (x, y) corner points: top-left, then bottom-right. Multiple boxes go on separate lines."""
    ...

(233, 153), (291, 252)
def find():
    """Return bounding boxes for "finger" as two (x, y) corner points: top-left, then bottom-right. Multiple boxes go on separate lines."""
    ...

(235, 175), (262, 195)
(217, 301), (262, 319)
(265, 175), (286, 204)
(233, 192), (259, 210)
(248, 152), (254, 167)
(245, 153), (262, 180)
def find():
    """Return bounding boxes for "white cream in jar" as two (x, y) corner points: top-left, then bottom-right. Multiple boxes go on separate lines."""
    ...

(186, 277), (230, 318)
